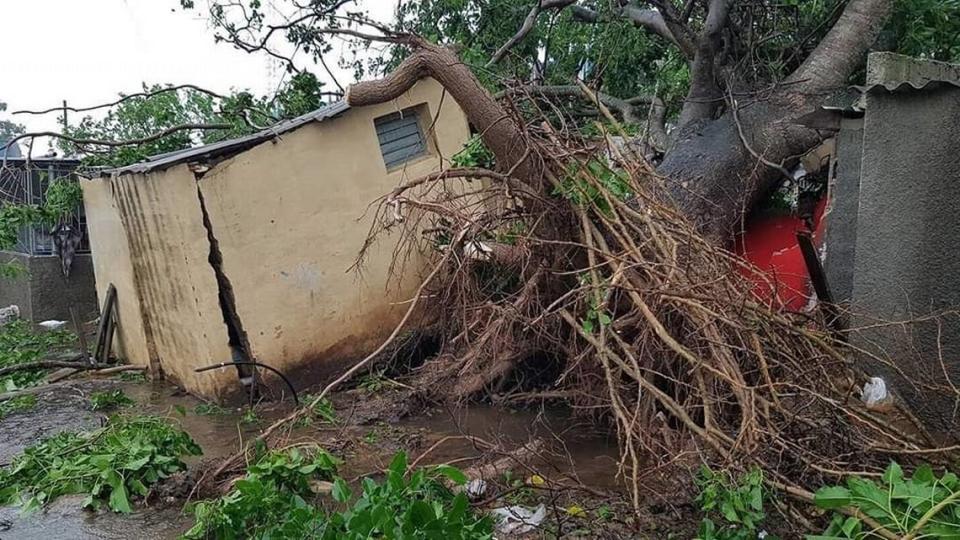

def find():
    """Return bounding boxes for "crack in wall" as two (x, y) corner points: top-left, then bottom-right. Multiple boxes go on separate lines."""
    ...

(194, 176), (256, 388)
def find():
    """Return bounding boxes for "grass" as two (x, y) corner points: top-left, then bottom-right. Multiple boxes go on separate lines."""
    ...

(0, 415), (202, 513)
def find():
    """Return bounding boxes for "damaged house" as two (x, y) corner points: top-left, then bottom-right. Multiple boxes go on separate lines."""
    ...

(81, 77), (469, 400)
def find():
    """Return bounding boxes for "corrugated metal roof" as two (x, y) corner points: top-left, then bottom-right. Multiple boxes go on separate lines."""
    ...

(103, 100), (351, 176)
(853, 79), (960, 95)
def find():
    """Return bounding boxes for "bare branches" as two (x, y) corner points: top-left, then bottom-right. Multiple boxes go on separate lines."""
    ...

(3, 123), (233, 156)
(496, 84), (669, 150)
(489, 1), (695, 68)
(11, 84), (277, 121)
(487, 0), (578, 67)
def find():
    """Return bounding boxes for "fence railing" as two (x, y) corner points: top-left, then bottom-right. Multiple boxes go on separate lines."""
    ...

(0, 159), (90, 256)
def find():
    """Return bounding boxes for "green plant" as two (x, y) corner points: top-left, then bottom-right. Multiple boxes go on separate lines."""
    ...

(294, 395), (337, 427)
(193, 402), (230, 416)
(0, 415), (201, 513)
(451, 135), (495, 169)
(554, 159), (633, 215)
(89, 389), (135, 411)
(240, 408), (259, 425)
(695, 466), (771, 540)
(810, 462), (960, 539)
(0, 320), (76, 390)
(322, 452), (491, 539)
(186, 451), (492, 540)
(0, 394), (37, 418)
(118, 371), (147, 382)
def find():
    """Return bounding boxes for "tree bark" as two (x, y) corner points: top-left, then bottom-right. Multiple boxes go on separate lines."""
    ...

(348, 37), (537, 181)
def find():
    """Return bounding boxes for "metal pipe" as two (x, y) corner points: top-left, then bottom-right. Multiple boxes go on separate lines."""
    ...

(194, 361), (299, 407)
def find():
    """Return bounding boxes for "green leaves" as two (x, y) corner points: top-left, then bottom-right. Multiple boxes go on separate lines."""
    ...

(186, 450), (492, 540)
(89, 389), (136, 411)
(813, 486), (853, 509)
(0, 415), (201, 514)
(809, 461), (960, 539)
(0, 320), (77, 391)
(695, 467), (770, 540)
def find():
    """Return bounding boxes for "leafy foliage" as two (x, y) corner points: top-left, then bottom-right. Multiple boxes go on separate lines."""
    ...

(89, 389), (136, 411)
(185, 447), (341, 540)
(0, 320), (76, 391)
(186, 450), (492, 539)
(810, 462), (960, 538)
(696, 467), (773, 540)
(0, 173), (84, 277)
(0, 415), (202, 513)
(58, 73), (333, 168)
(0, 99), (25, 145)
(451, 135), (495, 169)
(554, 158), (633, 214)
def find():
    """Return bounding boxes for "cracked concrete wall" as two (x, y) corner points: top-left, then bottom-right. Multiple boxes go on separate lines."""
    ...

(199, 77), (470, 389)
(82, 78), (470, 399)
(82, 166), (236, 398)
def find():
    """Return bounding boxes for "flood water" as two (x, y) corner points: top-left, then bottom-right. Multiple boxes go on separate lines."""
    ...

(0, 379), (622, 539)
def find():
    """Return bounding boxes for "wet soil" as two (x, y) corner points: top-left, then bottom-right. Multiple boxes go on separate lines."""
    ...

(0, 377), (701, 539)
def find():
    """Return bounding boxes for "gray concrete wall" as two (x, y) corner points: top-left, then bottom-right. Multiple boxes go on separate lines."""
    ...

(0, 251), (98, 323)
(0, 252), (35, 319)
(849, 84), (960, 431)
(28, 255), (99, 322)
(825, 117), (863, 306)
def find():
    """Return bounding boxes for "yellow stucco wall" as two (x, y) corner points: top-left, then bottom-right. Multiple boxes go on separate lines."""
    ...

(82, 77), (469, 399)
(82, 166), (238, 398)
(200, 77), (469, 387)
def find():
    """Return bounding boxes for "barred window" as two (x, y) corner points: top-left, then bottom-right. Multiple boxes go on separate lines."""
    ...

(374, 109), (427, 169)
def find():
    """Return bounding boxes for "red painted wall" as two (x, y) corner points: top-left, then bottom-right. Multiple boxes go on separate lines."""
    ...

(733, 198), (826, 312)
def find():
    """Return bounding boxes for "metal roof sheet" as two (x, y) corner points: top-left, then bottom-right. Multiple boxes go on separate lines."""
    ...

(102, 100), (351, 176)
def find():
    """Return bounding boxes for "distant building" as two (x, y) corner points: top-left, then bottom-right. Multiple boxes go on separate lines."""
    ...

(0, 157), (99, 322)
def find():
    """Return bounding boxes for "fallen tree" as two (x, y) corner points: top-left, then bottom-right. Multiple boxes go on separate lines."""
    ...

(206, 24), (960, 530)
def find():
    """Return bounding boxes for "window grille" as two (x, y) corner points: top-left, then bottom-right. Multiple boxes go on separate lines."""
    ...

(374, 110), (427, 169)
(0, 160), (89, 256)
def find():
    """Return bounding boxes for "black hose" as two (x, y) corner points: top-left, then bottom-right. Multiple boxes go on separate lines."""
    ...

(194, 361), (299, 407)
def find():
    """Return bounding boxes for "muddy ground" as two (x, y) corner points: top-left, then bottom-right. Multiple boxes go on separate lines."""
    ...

(0, 375), (713, 539)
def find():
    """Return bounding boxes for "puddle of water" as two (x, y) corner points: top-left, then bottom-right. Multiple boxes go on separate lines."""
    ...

(0, 380), (623, 539)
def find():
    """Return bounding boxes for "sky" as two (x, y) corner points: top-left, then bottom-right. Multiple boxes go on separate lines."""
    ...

(0, 0), (396, 155)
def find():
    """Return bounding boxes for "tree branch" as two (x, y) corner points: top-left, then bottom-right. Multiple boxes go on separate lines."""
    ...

(496, 84), (668, 150)
(677, 0), (733, 127)
(487, 0), (578, 67)
(348, 37), (537, 181)
(3, 123), (234, 155)
(12, 84), (277, 121)
(787, 0), (895, 91)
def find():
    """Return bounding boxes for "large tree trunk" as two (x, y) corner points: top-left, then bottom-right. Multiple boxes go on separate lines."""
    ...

(658, 94), (824, 242)
(349, 0), (892, 242)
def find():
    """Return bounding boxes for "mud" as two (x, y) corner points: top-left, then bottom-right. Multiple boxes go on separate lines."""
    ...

(0, 377), (640, 539)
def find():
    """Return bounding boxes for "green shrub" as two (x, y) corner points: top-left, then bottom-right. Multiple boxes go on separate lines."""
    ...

(696, 466), (772, 540)
(89, 389), (135, 411)
(0, 320), (76, 390)
(0, 415), (201, 513)
(810, 462), (960, 538)
(185, 450), (492, 540)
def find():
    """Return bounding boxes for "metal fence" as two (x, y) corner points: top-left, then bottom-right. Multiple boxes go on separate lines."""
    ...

(0, 158), (90, 256)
